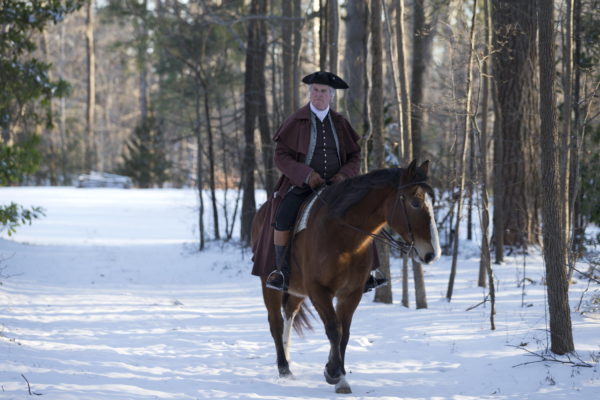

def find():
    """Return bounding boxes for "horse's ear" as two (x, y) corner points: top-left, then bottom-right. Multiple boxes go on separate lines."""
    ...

(419, 160), (430, 176)
(406, 159), (418, 177)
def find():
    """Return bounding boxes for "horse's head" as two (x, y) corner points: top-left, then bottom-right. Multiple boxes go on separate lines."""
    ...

(385, 160), (441, 265)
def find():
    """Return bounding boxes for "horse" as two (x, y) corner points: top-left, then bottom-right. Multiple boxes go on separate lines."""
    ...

(251, 160), (441, 394)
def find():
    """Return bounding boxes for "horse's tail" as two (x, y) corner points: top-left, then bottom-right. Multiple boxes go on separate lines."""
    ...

(283, 293), (313, 336)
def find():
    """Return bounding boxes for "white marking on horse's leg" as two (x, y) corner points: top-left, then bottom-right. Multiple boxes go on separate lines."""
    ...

(335, 375), (352, 394)
(425, 193), (441, 261)
(283, 313), (295, 361)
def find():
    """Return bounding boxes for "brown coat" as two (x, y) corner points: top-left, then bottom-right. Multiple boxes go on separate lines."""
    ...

(251, 104), (362, 276)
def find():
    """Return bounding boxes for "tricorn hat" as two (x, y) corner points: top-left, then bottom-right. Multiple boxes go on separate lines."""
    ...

(302, 71), (349, 89)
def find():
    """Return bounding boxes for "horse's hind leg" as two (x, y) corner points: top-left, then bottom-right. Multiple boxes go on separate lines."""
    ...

(282, 294), (304, 361)
(261, 277), (292, 378)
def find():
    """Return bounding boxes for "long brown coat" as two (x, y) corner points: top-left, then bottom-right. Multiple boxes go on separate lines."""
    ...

(251, 104), (362, 276)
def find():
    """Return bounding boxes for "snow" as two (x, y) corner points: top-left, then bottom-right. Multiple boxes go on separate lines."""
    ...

(1, 187), (598, 399)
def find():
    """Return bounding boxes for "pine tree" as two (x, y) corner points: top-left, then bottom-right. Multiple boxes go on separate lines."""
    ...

(120, 114), (170, 188)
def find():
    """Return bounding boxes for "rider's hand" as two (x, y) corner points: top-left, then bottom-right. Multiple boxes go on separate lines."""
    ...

(330, 173), (346, 184)
(308, 171), (326, 189)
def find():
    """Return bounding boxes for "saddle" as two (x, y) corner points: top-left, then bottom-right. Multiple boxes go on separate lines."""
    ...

(294, 187), (326, 233)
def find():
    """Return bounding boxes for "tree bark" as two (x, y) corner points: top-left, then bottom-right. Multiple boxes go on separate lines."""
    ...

(241, 0), (267, 244)
(447, 0), (477, 302)
(369, 0), (392, 304)
(138, 0), (149, 122)
(85, 0), (96, 172)
(395, 0), (411, 162)
(319, 0), (327, 71)
(537, 0), (575, 355)
(282, 0), (294, 118)
(327, 0), (339, 75)
(343, 0), (368, 136)
(195, 88), (205, 250)
(478, 0), (492, 288)
(201, 80), (220, 240)
(292, 0), (303, 111)
(492, 0), (539, 248)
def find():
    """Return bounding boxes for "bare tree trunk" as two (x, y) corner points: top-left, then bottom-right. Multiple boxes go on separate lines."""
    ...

(343, 0), (368, 136)
(401, 255), (409, 307)
(58, 22), (68, 183)
(282, 0), (294, 118)
(492, 0), (539, 248)
(410, 0), (444, 160)
(201, 81), (220, 240)
(138, 0), (149, 122)
(537, 0), (574, 355)
(369, 0), (392, 304)
(570, 0), (583, 256)
(241, 0), (267, 244)
(478, 0), (492, 288)
(491, 78), (504, 263)
(195, 90), (205, 250)
(256, 0), (275, 196)
(319, 0), (327, 71)
(476, 0), (496, 329)
(327, 0), (339, 75)
(40, 30), (58, 185)
(447, 0), (478, 302)
(85, 0), (96, 172)
(292, 0), (303, 111)
(382, 0), (403, 159)
(395, 0), (412, 162)
(561, 0), (575, 280)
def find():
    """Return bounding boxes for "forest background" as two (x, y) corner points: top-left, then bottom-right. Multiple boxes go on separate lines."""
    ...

(1, 0), (600, 356)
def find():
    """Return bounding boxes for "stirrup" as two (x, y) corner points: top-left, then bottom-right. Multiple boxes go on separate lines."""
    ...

(266, 270), (288, 292)
(364, 270), (388, 293)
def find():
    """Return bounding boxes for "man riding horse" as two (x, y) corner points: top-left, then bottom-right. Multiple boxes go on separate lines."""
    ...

(251, 71), (386, 292)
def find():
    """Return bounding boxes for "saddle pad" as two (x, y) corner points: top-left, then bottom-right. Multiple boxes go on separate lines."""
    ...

(295, 187), (326, 233)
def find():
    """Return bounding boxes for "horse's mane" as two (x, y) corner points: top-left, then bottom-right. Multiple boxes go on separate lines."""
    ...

(320, 167), (431, 218)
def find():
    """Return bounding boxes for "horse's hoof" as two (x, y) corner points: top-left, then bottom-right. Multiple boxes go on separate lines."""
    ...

(324, 368), (341, 385)
(335, 375), (352, 393)
(279, 366), (293, 378)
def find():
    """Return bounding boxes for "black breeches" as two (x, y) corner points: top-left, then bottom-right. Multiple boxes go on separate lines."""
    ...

(274, 188), (313, 231)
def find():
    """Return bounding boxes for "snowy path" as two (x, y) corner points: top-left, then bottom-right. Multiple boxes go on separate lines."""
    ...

(0, 187), (598, 399)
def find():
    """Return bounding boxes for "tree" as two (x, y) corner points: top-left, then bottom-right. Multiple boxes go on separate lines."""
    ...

(343, 0), (368, 136)
(119, 114), (170, 188)
(85, 0), (96, 171)
(0, 0), (84, 233)
(368, 0), (392, 304)
(537, 0), (575, 355)
(241, 0), (269, 244)
(447, 0), (477, 302)
(492, 0), (539, 248)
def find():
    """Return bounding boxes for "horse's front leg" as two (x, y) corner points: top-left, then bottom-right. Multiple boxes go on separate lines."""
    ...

(261, 277), (292, 378)
(336, 289), (364, 384)
(310, 290), (345, 387)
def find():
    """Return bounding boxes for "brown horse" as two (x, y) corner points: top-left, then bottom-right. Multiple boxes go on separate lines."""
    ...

(251, 160), (441, 394)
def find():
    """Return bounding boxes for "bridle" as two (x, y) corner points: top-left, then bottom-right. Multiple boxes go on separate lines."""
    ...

(312, 180), (430, 256)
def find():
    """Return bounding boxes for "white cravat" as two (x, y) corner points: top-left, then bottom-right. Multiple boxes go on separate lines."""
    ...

(310, 102), (330, 122)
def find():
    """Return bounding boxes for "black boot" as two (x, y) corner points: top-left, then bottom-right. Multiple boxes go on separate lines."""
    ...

(363, 270), (388, 293)
(266, 245), (290, 291)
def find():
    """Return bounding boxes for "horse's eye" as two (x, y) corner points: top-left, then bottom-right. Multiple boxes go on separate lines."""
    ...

(411, 199), (420, 208)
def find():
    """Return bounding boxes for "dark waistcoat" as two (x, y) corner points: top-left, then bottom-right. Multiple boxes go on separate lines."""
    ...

(309, 114), (341, 180)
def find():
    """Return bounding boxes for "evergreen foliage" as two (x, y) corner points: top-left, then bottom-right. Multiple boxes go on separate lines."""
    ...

(119, 114), (170, 188)
(0, 0), (83, 236)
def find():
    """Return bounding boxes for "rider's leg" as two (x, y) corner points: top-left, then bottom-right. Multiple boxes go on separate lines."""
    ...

(266, 189), (310, 291)
(266, 229), (291, 291)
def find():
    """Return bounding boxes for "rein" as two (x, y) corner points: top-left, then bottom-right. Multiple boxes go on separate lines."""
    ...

(311, 180), (427, 256)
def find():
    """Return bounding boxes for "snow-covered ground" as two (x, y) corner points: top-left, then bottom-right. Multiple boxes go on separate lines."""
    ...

(0, 186), (598, 400)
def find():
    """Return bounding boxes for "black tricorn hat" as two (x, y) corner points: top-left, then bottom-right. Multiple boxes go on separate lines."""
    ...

(302, 71), (349, 89)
